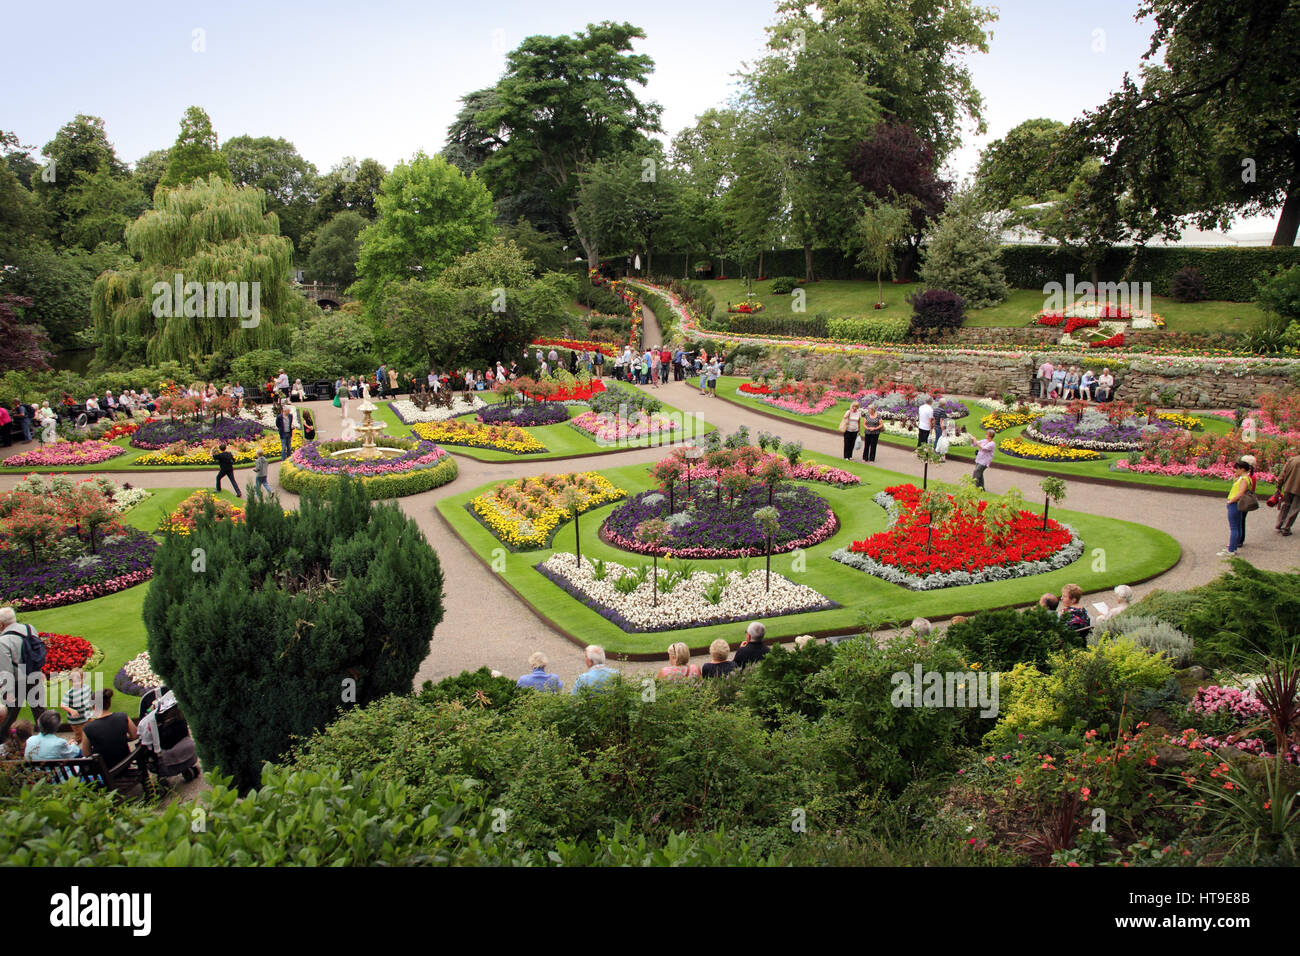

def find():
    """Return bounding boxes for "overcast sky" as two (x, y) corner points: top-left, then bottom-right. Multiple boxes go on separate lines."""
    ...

(4, 0), (1280, 236)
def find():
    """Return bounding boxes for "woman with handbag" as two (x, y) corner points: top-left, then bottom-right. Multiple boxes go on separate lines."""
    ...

(1240, 455), (1259, 547)
(838, 400), (863, 460)
(1218, 459), (1256, 557)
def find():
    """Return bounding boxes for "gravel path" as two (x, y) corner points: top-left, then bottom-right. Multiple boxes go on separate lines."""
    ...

(5, 305), (1297, 687)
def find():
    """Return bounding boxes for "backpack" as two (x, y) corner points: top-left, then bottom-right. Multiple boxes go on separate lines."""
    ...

(1064, 606), (1092, 638)
(3, 624), (45, 673)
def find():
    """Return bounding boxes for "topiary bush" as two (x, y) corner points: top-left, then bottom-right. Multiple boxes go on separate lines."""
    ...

(826, 315), (909, 342)
(944, 607), (1082, 670)
(1169, 266), (1209, 303)
(906, 288), (967, 338)
(143, 474), (446, 790)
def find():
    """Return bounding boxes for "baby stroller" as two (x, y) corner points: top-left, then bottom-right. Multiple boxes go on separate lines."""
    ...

(138, 687), (201, 783)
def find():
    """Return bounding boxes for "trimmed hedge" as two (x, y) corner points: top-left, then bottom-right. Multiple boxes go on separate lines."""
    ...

(999, 244), (1300, 302)
(278, 453), (458, 499)
(727, 314), (831, 338)
(826, 316), (909, 342)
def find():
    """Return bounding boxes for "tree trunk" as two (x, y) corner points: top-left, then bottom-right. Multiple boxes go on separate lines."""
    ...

(758, 249), (765, 279)
(803, 243), (815, 282)
(1042, 500), (1049, 531)
(1272, 175), (1300, 246)
(574, 510), (581, 564)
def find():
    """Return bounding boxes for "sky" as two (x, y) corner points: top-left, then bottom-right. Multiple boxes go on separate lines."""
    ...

(2, 0), (1280, 237)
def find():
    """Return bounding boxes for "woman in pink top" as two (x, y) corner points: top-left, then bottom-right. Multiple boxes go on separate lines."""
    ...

(657, 642), (701, 680)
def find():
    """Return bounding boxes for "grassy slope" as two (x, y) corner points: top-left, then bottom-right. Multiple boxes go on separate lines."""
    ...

(435, 451), (1181, 656)
(714, 377), (1270, 494)
(703, 279), (1264, 333)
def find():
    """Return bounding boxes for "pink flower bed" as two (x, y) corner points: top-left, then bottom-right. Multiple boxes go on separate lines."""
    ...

(569, 411), (679, 443)
(692, 455), (860, 487)
(5, 441), (125, 467)
(1189, 685), (1268, 723)
(14, 570), (153, 611)
(1114, 459), (1278, 484)
(759, 394), (838, 415)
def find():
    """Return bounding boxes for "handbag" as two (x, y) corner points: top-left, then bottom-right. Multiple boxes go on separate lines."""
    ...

(332, 394), (341, 407)
(853, 433), (864, 455)
(1237, 491), (1259, 513)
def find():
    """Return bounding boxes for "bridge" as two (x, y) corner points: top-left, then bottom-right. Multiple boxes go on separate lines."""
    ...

(297, 281), (350, 311)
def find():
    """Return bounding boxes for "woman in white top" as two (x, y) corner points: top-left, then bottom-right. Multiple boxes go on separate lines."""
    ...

(838, 400), (864, 460)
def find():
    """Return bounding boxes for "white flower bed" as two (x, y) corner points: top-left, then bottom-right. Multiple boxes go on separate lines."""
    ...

(879, 419), (973, 446)
(389, 396), (486, 423)
(537, 552), (836, 632)
(121, 650), (163, 689)
(981, 397), (1055, 415)
(1059, 320), (1126, 347)
(10, 474), (149, 513)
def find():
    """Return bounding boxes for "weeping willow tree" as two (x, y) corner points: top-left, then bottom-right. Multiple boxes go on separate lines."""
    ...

(91, 174), (303, 366)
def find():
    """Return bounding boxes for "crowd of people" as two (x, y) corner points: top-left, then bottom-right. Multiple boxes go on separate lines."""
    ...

(1034, 361), (1115, 402)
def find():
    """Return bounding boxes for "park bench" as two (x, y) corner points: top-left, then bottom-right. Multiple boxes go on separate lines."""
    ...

(1, 746), (156, 798)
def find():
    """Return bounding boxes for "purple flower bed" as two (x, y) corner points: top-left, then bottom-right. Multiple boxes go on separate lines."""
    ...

(291, 439), (447, 475)
(859, 394), (969, 421)
(1, 530), (157, 610)
(476, 403), (569, 427)
(131, 417), (267, 449)
(1026, 414), (1173, 450)
(602, 486), (838, 558)
(534, 561), (838, 633)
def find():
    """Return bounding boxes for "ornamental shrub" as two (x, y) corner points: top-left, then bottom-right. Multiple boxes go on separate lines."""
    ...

(917, 190), (1008, 309)
(768, 276), (800, 294)
(905, 288), (967, 338)
(1169, 266), (1209, 303)
(738, 638), (837, 726)
(826, 316), (909, 342)
(1176, 560), (1300, 665)
(143, 474), (445, 791)
(277, 455), (457, 499)
(945, 606), (1081, 670)
(1092, 613), (1195, 668)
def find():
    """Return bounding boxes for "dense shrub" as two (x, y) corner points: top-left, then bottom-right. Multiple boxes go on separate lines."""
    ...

(826, 315), (909, 342)
(1169, 266), (1209, 303)
(906, 288), (967, 337)
(945, 607), (1082, 670)
(1092, 613), (1195, 667)
(727, 314), (830, 338)
(143, 474), (445, 790)
(768, 276), (800, 294)
(277, 454), (458, 500)
(419, 667), (521, 710)
(577, 277), (633, 316)
(1175, 561), (1300, 665)
(738, 639), (837, 726)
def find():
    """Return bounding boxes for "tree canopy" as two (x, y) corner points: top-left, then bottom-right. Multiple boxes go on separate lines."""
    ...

(160, 106), (232, 189)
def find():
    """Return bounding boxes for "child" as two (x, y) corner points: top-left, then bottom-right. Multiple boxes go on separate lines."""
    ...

(253, 449), (271, 496)
(62, 668), (93, 744)
(1, 717), (34, 758)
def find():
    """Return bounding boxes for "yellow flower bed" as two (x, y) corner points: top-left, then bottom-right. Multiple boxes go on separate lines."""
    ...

(133, 432), (302, 466)
(998, 436), (1105, 462)
(411, 420), (546, 454)
(1156, 412), (1203, 431)
(470, 471), (625, 549)
(156, 489), (246, 535)
(980, 411), (1041, 432)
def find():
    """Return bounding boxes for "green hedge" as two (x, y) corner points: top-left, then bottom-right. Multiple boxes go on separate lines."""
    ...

(727, 314), (831, 337)
(827, 315), (909, 342)
(278, 453), (458, 499)
(999, 245), (1300, 302)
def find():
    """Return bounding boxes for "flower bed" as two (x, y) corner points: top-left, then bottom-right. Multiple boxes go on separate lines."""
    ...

(157, 490), (247, 535)
(602, 485), (837, 559)
(279, 438), (458, 498)
(100, 420), (142, 441)
(4, 440), (125, 467)
(1089, 332), (1125, 349)
(664, 446), (860, 487)
(1112, 458), (1278, 484)
(568, 411), (680, 445)
(1025, 410), (1176, 451)
(831, 485), (1082, 589)
(728, 300), (764, 314)
(998, 436), (1105, 462)
(131, 417), (266, 449)
(1, 531), (156, 610)
(40, 632), (98, 678)
(759, 393), (839, 415)
(981, 411), (1041, 432)
(476, 403), (570, 427)
(410, 420), (546, 454)
(854, 390), (970, 423)
(133, 431), (303, 466)
(739, 382), (796, 396)
(9, 474), (149, 514)
(522, 379), (608, 403)
(114, 650), (163, 696)
(388, 396), (485, 424)
(470, 472), (626, 550)
(537, 552), (836, 632)
(532, 337), (620, 357)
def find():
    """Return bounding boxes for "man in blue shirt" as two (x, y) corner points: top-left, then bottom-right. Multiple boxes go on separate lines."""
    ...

(516, 652), (563, 693)
(571, 645), (619, 694)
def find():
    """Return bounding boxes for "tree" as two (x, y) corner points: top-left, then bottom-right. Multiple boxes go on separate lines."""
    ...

(306, 210), (366, 287)
(753, 506), (780, 592)
(289, 308), (375, 377)
(465, 22), (663, 271)
(314, 157), (387, 222)
(1039, 476), (1067, 530)
(91, 175), (302, 366)
(0, 295), (51, 372)
(1066, 0), (1300, 246)
(160, 107), (232, 188)
(0, 154), (49, 262)
(222, 135), (318, 250)
(848, 120), (953, 278)
(59, 161), (146, 250)
(574, 148), (686, 273)
(918, 189), (1008, 308)
(3, 242), (129, 349)
(633, 518), (668, 603)
(973, 118), (1078, 209)
(143, 476), (445, 791)
(352, 152), (495, 310)
(846, 199), (911, 307)
(496, 218), (572, 274)
(132, 148), (171, 201)
(33, 115), (129, 239)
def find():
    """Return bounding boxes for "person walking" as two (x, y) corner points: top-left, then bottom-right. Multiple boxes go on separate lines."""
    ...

(839, 400), (863, 460)
(214, 443), (242, 498)
(916, 398), (935, 447)
(0, 607), (46, 738)
(275, 406), (294, 461)
(253, 449), (271, 496)
(1275, 453), (1300, 536)
(1217, 459), (1253, 557)
(861, 404), (884, 463)
(973, 429), (997, 490)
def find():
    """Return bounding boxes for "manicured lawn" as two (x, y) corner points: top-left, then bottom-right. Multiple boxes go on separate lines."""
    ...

(703, 278), (1264, 334)
(713, 376), (1268, 495)
(435, 450), (1181, 656)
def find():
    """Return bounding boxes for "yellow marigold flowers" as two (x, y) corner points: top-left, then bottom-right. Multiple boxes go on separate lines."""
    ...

(412, 420), (547, 454)
(980, 412), (1040, 432)
(998, 436), (1105, 462)
(1155, 412), (1203, 431)
(134, 432), (301, 466)
(156, 489), (246, 535)
(471, 472), (626, 549)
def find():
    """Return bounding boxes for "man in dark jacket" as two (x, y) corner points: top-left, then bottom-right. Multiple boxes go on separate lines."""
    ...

(733, 621), (769, 669)
(214, 443), (241, 497)
(275, 407), (294, 460)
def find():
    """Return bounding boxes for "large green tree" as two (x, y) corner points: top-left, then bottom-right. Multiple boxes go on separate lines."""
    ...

(1067, 0), (1300, 246)
(314, 157), (387, 222)
(222, 135), (318, 250)
(462, 22), (663, 270)
(91, 175), (302, 366)
(59, 161), (146, 250)
(352, 152), (495, 310)
(32, 115), (130, 240)
(306, 210), (366, 287)
(974, 118), (1079, 210)
(574, 148), (686, 274)
(918, 188), (1009, 308)
(160, 106), (232, 189)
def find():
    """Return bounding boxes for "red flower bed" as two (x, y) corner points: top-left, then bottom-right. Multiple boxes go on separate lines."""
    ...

(1036, 312), (1064, 326)
(100, 420), (143, 441)
(848, 484), (1072, 576)
(1089, 332), (1125, 348)
(522, 379), (608, 403)
(40, 632), (96, 676)
(738, 382), (797, 396)
(1064, 316), (1100, 335)
(1099, 304), (1131, 319)
(532, 337), (620, 357)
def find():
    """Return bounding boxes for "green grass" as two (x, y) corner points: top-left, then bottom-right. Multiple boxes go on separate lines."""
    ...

(713, 376), (1270, 495)
(704, 279), (1264, 334)
(435, 450), (1181, 656)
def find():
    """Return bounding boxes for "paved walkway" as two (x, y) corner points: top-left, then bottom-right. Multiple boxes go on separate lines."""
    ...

(4, 305), (1297, 687)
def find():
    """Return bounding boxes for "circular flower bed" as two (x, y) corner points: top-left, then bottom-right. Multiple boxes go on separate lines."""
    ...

(1, 529), (156, 610)
(602, 485), (837, 559)
(41, 632), (100, 678)
(859, 391), (969, 422)
(998, 436), (1105, 462)
(3, 440), (125, 467)
(831, 484), (1083, 590)
(476, 402), (570, 427)
(1025, 409), (1176, 451)
(279, 437), (458, 498)
(130, 416), (266, 449)
(157, 489), (246, 535)
(114, 650), (163, 696)
(411, 420), (547, 454)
